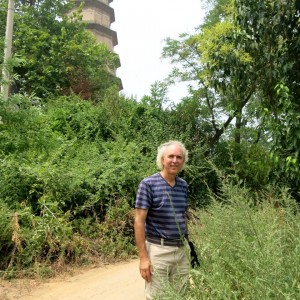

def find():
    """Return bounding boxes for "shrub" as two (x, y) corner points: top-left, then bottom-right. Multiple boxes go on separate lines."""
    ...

(0, 202), (14, 270)
(186, 185), (300, 299)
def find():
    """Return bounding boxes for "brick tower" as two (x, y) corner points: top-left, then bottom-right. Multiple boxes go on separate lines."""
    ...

(72, 0), (118, 51)
(71, 0), (122, 88)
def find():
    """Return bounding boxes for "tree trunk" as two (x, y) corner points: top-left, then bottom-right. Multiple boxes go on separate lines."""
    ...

(235, 110), (242, 144)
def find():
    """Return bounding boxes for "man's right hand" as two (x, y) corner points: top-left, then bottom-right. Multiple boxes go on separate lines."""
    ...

(139, 257), (152, 282)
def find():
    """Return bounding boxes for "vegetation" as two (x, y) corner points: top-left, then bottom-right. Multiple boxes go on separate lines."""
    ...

(0, 0), (120, 99)
(162, 0), (300, 195)
(0, 2), (299, 300)
(157, 183), (300, 299)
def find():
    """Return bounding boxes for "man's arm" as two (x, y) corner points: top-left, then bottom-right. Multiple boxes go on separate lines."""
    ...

(134, 208), (152, 282)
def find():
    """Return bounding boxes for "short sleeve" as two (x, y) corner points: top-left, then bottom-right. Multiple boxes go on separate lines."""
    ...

(135, 180), (152, 209)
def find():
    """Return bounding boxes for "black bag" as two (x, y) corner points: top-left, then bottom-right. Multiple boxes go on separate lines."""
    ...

(188, 241), (200, 268)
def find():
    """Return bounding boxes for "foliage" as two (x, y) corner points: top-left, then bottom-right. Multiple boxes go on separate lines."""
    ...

(0, 198), (135, 278)
(0, 94), (153, 211)
(0, 84), (297, 279)
(233, 0), (300, 196)
(162, 0), (300, 198)
(214, 140), (273, 189)
(0, 85), (214, 275)
(0, 0), (299, 280)
(0, 202), (14, 269)
(201, 0), (233, 29)
(0, 92), (158, 276)
(94, 197), (136, 259)
(162, 17), (257, 148)
(158, 183), (300, 299)
(267, 83), (300, 193)
(0, 0), (120, 99)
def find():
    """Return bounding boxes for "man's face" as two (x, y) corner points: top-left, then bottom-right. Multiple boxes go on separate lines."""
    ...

(161, 144), (184, 175)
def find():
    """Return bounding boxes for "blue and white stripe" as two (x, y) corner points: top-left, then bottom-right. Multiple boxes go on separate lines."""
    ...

(136, 173), (188, 239)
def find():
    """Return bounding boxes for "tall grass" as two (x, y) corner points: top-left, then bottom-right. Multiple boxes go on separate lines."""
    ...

(159, 184), (300, 299)
(0, 197), (136, 279)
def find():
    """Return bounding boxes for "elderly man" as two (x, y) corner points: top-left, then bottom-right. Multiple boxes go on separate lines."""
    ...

(134, 140), (191, 299)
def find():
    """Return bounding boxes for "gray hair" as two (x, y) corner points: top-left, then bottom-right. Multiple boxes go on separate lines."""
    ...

(156, 140), (188, 171)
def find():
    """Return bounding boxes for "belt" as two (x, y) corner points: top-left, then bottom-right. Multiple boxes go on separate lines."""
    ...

(146, 235), (184, 247)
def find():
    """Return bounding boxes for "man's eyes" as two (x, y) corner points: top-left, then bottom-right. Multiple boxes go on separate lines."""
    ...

(168, 155), (183, 159)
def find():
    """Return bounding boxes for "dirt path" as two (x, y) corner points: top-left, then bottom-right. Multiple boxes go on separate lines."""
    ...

(0, 259), (145, 300)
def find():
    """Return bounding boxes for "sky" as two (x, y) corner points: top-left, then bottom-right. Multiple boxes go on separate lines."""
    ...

(110, 0), (206, 103)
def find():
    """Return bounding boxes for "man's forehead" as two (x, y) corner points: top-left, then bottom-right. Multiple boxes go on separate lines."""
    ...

(165, 145), (183, 155)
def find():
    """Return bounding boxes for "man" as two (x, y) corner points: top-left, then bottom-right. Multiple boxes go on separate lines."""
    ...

(134, 140), (190, 299)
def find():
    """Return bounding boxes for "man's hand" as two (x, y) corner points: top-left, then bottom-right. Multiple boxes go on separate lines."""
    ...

(135, 208), (152, 282)
(139, 257), (152, 282)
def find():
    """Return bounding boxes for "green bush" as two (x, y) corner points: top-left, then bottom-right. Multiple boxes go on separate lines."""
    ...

(0, 203), (75, 278)
(160, 184), (300, 299)
(0, 94), (146, 276)
(183, 144), (219, 208)
(96, 197), (136, 259)
(0, 202), (14, 270)
(0, 94), (58, 155)
(0, 196), (137, 278)
(214, 140), (273, 190)
(1, 91), (296, 281)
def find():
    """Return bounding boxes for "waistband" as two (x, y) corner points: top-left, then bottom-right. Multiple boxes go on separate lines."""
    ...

(146, 235), (185, 247)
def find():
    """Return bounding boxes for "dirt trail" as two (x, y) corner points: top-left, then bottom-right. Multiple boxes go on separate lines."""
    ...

(0, 259), (145, 300)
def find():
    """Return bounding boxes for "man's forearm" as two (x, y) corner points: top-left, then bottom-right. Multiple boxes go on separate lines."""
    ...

(134, 221), (148, 259)
(134, 215), (152, 282)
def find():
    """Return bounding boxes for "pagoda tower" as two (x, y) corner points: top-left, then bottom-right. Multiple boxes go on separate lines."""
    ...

(72, 0), (118, 52)
(71, 0), (122, 88)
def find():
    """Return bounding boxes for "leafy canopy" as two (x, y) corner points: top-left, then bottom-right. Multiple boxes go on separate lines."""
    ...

(0, 0), (120, 99)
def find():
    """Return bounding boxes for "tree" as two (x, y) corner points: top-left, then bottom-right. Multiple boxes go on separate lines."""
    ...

(0, 0), (120, 99)
(162, 9), (257, 148)
(201, 0), (233, 28)
(233, 0), (300, 195)
(163, 0), (300, 196)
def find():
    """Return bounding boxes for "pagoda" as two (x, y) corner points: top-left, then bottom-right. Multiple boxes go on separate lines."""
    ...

(72, 0), (118, 51)
(71, 0), (122, 88)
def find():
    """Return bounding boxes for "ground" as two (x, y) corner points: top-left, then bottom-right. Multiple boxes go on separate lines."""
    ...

(0, 259), (144, 300)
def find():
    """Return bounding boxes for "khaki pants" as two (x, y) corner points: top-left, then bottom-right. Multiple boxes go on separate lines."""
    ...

(145, 240), (190, 300)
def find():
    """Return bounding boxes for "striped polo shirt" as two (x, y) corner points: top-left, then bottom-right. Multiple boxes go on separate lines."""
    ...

(135, 173), (188, 239)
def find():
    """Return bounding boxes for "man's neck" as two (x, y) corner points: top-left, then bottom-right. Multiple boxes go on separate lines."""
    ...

(160, 171), (176, 187)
